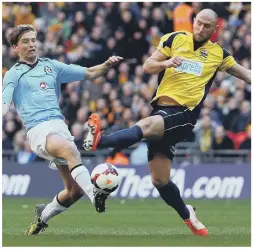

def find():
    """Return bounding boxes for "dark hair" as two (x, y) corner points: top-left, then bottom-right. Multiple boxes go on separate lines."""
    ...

(6, 24), (36, 46)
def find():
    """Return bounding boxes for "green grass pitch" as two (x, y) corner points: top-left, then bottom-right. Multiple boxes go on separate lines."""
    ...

(2, 198), (251, 246)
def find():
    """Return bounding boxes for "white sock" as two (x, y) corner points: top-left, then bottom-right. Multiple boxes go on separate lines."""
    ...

(41, 196), (67, 223)
(71, 165), (94, 203)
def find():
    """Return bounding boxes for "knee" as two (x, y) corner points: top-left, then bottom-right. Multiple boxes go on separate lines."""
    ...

(136, 117), (155, 136)
(59, 143), (81, 165)
(46, 134), (80, 160)
(137, 116), (164, 137)
(64, 143), (80, 159)
(151, 177), (168, 189)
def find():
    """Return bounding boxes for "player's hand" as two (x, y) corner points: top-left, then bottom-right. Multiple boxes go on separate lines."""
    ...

(105, 56), (124, 67)
(164, 56), (183, 68)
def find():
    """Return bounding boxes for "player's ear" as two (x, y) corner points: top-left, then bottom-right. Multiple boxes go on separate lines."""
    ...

(12, 45), (18, 53)
(213, 24), (219, 33)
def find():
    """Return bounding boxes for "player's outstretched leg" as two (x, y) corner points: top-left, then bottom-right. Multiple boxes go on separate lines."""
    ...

(83, 113), (102, 151)
(149, 154), (208, 236)
(83, 113), (147, 151)
(25, 204), (48, 235)
(25, 193), (72, 236)
(45, 134), (109, 213)
(157, 182), (208, 236)
(25, 188), (83, 235)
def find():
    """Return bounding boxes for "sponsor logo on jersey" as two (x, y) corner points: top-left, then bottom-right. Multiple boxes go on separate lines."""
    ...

(32, 89), (55, 97)
(175, 59), (203, 76)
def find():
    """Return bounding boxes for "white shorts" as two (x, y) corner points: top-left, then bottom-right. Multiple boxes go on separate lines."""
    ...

(27, 119), (76, 167)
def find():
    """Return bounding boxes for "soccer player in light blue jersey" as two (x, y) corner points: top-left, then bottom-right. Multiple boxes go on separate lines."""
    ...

(2, 24), (123, 235)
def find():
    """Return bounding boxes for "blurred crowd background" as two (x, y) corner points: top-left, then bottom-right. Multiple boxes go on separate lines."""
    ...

(2, 2), (251, 165)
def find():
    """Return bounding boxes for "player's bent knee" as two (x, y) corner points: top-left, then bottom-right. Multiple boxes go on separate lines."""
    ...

(46, 134), (72, 156)
(46, 134), (80, 162)
(136, 119), (150, 137)
(151, 177), (168, 189)
(58, 140), (80, 159)
(66, 144), (81, 159)
(137, 116), (164, 137)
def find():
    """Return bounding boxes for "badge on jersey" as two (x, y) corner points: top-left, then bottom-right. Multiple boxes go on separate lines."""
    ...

(40, 82), (47, 90)
(44, 66), (53, 74)
(199, 49), (208, 61)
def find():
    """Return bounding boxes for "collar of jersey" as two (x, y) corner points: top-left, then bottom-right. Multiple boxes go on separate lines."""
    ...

(17, 58), (39, 68)
(193, 39), (212, 51)
(188, 32), (212, 50)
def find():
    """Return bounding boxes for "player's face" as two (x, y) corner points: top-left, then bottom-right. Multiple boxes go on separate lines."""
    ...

(15, 31), (37, 62)
(193, 17), (216, 43)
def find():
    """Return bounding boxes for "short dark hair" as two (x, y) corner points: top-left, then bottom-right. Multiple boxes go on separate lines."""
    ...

(6, 24), (37, 46)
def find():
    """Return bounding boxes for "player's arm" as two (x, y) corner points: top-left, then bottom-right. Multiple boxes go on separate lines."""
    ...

(219, 48), (251, 85)
(53, 56), (123, 83)
(86, 56), (123, 80)
(2, 71), (17, 117)
(143, 50), (168, 74)
(143, 33), (183, 74)
(226, 63), (251, 84)
(143, 50), (182, 74)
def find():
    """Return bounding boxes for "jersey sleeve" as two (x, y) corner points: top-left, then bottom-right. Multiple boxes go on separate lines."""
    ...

(51, 60), (87, 84)
(219, 48), (237, 72)
(157, 32), (187, 58)
(157, 34), (172, 57)
(2, 70), (18, 106)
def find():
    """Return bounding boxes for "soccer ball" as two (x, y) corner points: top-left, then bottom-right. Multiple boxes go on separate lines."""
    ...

(91, 163), (121, 193)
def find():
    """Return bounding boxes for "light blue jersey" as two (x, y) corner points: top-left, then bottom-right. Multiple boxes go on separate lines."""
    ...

(3, 58), (86, 130)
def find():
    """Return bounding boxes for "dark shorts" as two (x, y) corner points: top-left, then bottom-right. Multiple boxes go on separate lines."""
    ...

(147, 106), (197, 161)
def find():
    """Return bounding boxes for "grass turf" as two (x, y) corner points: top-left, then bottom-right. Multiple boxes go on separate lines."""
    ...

(2, 198), (251, 246)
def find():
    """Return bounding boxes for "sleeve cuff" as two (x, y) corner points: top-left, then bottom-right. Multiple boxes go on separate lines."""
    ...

(156, 46), (170, 58)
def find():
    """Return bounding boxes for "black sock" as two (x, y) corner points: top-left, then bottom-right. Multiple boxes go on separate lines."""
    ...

(98, 125), (143, 149)
(157, 181), (190, 220)
(56, 194), (72, 208)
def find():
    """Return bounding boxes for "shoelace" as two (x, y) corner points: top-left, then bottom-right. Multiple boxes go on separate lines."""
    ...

(88, 123), (96, 134)
(83, 140), (92, 148)
(188, 218), (204, 230)
(191, 219), (200, 229)
(186, 208), (204, 230)
(192, 208), (205, 229)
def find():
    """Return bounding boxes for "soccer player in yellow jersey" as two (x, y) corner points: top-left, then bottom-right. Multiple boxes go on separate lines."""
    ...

(84, 9), (251, 236)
